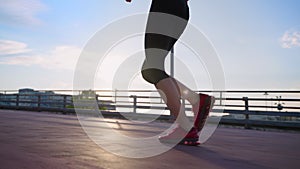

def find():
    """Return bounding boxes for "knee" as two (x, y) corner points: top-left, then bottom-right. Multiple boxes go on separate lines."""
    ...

(141, 68), (169, 85)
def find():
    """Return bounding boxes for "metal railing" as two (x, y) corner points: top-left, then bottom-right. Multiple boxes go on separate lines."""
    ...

(0, 89), (300, 130)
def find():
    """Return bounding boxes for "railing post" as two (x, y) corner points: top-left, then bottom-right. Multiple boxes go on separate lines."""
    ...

(37, 95), (41, 112)
(63, 95), (67, 114)
(114, 89), (117, 104)
(182, 99), (186, 112)
(131, 95), (137, 114)
(220, 91), (223, 106)
(63, 95), (67, 109)
(95, 94), (99, 110)
(243, 97), (250, 129)
(16, 94), (19, 109)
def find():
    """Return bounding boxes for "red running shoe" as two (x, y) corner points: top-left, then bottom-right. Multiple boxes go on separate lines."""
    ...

(194, 94), (215, 132)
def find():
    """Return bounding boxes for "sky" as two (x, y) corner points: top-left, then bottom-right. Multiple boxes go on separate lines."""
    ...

(0, 0), (300, 91)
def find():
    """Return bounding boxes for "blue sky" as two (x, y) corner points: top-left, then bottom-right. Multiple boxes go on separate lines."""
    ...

(0, 0), (299, 91)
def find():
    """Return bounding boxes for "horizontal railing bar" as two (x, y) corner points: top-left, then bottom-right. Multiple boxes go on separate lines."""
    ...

(1, 89), (300, 93)
(247, 98), (300, 102)
(223, 109), (300, 116)
(224, 97), (300, 102)
(0, 100), (72, 105)
(115, 104), (168, 110)
(0, 94), (73, 97)
(1, 94), (299, 100)
(197, 90), (300, 93)
(247, 105), (300, 110)
(223, 104), (300, 110)
(220, 118), (300, 129)
(1, 99), (299, 108)
(3, 100), (298, 110)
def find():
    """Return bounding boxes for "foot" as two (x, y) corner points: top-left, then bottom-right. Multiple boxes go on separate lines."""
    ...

(194, 94), (215, 132)
(179, 127), (201, 146)
(159, 126), (200, 146)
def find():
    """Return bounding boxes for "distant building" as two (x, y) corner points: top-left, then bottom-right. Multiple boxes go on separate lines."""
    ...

(0, 88), (115, 111)
(19, 88), (36, 94)
(0, 92), (15, 106)
(0, 88), (68, 108)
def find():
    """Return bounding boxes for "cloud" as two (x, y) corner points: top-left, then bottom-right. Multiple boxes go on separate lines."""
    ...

(0, 0), (46, 25)
(0, 43), (81, 71)
(280, 30), (300, 48)
(0, 40), (32, 55)
(42, 46), (81, 70)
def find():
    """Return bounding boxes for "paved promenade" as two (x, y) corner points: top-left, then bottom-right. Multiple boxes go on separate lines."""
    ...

(0, 109), (299, 169)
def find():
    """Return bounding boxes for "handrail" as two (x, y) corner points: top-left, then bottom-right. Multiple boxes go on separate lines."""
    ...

(0, 89), (299, 130)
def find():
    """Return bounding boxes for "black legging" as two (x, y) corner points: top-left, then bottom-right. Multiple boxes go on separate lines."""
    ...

(141, 0), (190, 85)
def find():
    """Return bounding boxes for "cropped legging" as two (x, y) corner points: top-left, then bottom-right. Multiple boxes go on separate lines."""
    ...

(141, 0), (190, 85)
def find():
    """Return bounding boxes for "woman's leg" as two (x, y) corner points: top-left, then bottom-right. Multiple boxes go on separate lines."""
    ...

(142, 0), (190, 118)
(171, 79), (200, 113)
(155, 78), (181, 119)
(156, 77), (197, 131)
(142, 0), (207, 145)
(141, 0), (215, 145)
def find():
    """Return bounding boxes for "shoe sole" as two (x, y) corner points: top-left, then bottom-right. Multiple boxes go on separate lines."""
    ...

(179, 138), (201, 146)
(159, 137), (200, 146)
